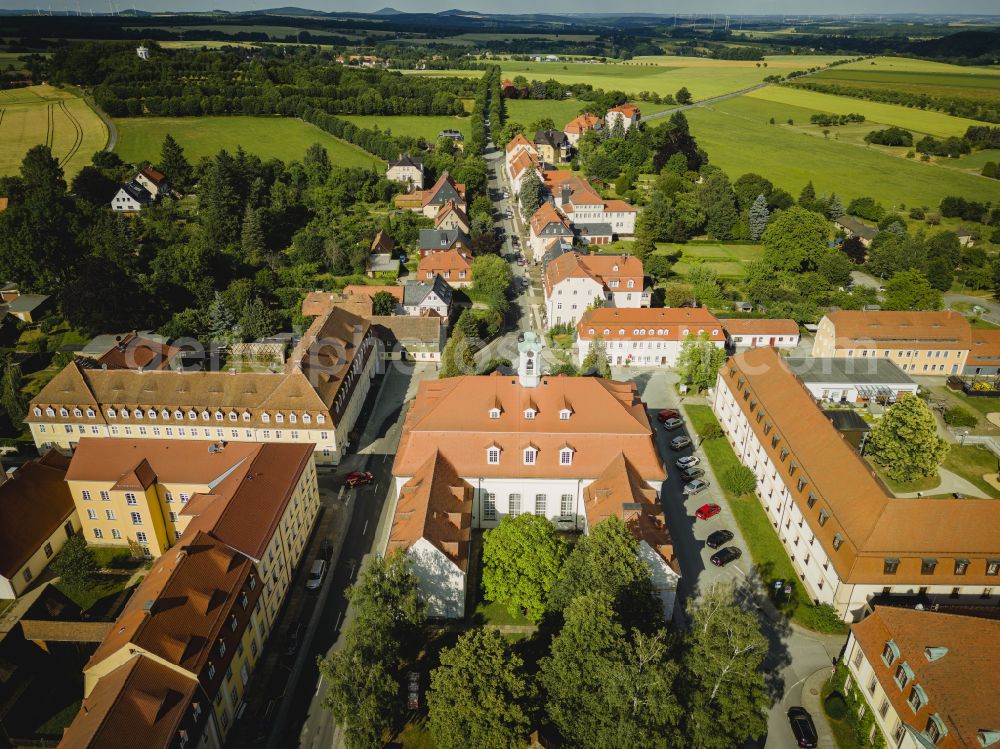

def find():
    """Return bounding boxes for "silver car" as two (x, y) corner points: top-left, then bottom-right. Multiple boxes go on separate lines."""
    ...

(683, 478), (709, 495)
(676, 455), (700, 469)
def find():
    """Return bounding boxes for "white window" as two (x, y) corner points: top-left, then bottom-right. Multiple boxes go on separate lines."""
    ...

(174, 410), (183, 420)
(487, 447), (500, 464)
(180, 493), (190, 504)
(81, 490), (92, 501)
(560, 448), (573, 465)
(107, 408), (116, 418)
(125, 493), (138, 506)
(317, 414), (325, 424)
(59, 407), (68, 417)
(276, 413), (284, 423)
(534, 494), (546, 516)
(524, 447), (537, 465)
(93, 528), (103, 539)
(187, 410), (196, 420)
(161, 409), (170, 419)
(147, 409), (156, 419)
(483, 493), (497, 521)
(33, 406), (41, 416)
(200, 411), (209, 421)
(289, 413), (297, 423)
(560, 493), (574, 519)
(524, 408), (536, 419)
(130, 511), (142, 525)
(73, 407), (82, 417)
(489, 408), (501, 419)
(303, 413), (312, 424)
(86, 508), (97, 520)
(262, 412), (270, 423)
(136, 531), (148, 544)
(509, 493), (521, 517)
(133, 408), (142, 419)
(100, 490), (110, 501)
(559, 409), (571, 420)
(112, 529), (121, 540)
(214, 411), (223, 421)
(105, 509), (116, 520)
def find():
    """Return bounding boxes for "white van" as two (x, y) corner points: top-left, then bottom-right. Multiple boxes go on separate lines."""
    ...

(306, 559), (327, 590)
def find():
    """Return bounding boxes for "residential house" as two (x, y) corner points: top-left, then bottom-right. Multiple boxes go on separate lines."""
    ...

(366, 253), (400, 279)
(434, 200), (470, 234)
(500, 79), (520, 97)
(605, 103), (640, 132)
(5, 293), (52, 323)
(371, 315), (447, 363)
(28, 306), (379, 464)
(543, 251), (648, 328)
(0, 451), (79, 599)
(79, 332), (181, 372)
(784, 357), (918, 404)
(386, 155), (425, 191)
(416, 249), (473, 287)
(421, 171), (467, 219)
(111, 181), (153, 213)
(65, 438), (318, 562)
(342, 284), (404, 314)
(812, 310), (971, 375)
(547, 173), (638, 236)
(505, 132), (537, 163)
(528, 203), (573, 258)
(507, 149), (543, 197)
(576, 307), (725, 368)
(720, 318), (801, 349)
(370, 230), (397, 257)
(134, 166), (170, 198)
(387, 332), (678, 619)
(714, 346), (1000, 621)
(844, 607), (1000, 749)
(533, 129), (568, 163)
(835, 216), (880, 248)
(563, 113), (603, 147)
(136, 45), (150, 60)
(403, 276), (452, 318)
(417, 228), (470, 258)
(957, 229), (975, 248)
(438, 129), (464, 149)
(964, 327), (1000, 376)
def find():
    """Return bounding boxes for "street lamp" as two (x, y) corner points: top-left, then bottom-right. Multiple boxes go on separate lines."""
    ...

(960, 430), (969, 447)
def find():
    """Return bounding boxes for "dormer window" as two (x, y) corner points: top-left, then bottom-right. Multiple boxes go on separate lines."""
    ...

(33, 406), (41, 416)
(289, 413), (297, 423)
(161, 409), (170, 419)
(894, 662), (913, 690)
(908, 684), (927, 713)
(242, 411), (251, 422)
(559, 409), (571, 420)
(187, 410), (196, 420)
(832, 533), (844, 551)
(317, 414), (325, 424)
(214, 411), (223, 421)
(489, 408), (501, 419)
(200, 410), (209, 421)
(133, 408), (142, 418)
(174, 410), (183, 420)
(924, 714), (947, 744)
(487, 447), (501, 465)
(560, 447), (573, 465)
(73, 407), (82, 417)
(523, 447), (537, 465)
(276, 412), (284, 423)
(627, 280), (635, 288)
(882, 639), (900, 667)
(107, 408), (116, 418)
(228, 411), (237, 421)
(303, 413), (312, 424)
(612, 264), (619, 271)
(59, 407), (68, 417)
(524, 408), (537, 420)
(147, 409), (156, 419)
(262, 413), (270, 423)
(588, 328), (595, 335)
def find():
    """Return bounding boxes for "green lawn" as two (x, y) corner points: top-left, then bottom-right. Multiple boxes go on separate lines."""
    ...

(114, 116), (384, 169)
(685, 94), (1000, 209)
(339, 114), (473, 142)
(505, 98), (608, 129)
(656, 241), (764, 278)
(472, 599), (533, 627)
(685, 404), (847, 634)
(55, 573), (132, 615)
(943, 443), (1000, 498)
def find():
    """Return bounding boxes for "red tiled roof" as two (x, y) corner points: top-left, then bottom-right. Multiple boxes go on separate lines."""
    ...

(966, 327), (1000, 367)
(823, 310), (972, 350)
(505, 132), (535, 154)
(417, 249), (472, 279)
(96, 333), (180, 371)
(719, 318), (800, 337)
(529, 202), (569, 236)
(579, 307), (724, 341)
(564, 113), (601, 134)
(607, 103), (640, 117)
(342, 285), (404, 303)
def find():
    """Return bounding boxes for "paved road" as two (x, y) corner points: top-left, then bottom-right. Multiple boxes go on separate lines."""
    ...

(643, 82), (769, 122)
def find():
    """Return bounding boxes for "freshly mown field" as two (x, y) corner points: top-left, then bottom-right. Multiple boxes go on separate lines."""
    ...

(114, 116), (384, 169)
(657, 242), (765, 278)
(339, 114), (473, 142)
(403, 55), (844, 103)
(685, 94), (1000, 208)
(505, 98), (603, 129)
(0, 84), (108, 177)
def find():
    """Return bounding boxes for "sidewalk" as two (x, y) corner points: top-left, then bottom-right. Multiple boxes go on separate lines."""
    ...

(800, 667), (837, 746)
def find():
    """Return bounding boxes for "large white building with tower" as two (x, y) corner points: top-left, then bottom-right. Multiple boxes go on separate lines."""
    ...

(385, 332), (680, 619)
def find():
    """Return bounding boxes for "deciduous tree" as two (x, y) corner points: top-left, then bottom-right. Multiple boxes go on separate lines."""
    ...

(51, 536), (98, 589)
(761, 206), (830, 272)
(371, 290), (397, 316)
(472, 254), (513, 302)
(865, 395), (949, 482)
(676, 333), (727, 392)
(580, 334), (611, 378)
(882, 268), (943, 311)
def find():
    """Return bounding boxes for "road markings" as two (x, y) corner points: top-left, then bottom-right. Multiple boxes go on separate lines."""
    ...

(335, 611), (343, 630)
(362, 519), (369, 535)
(315, 676), (324, 697)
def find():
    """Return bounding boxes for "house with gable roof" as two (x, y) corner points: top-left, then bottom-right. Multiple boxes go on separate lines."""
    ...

(420, 171), (467, 219)
(386, 154), (425, 191)
(542, 250), (648, 328)
(605, 103), (641, 132)
(386, 332), (679, 619)
(434, 200), (470, 234)
(563, 112), (603, 147)
(528, 202), (573, 258)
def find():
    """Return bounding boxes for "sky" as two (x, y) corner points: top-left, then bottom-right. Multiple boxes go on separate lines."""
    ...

(1, 0), (998, 15)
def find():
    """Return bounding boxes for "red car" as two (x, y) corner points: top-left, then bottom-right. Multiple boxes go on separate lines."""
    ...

(695, 503), (722, 520)
(657, 409), (680, 423)
(345, 471), (374, 488)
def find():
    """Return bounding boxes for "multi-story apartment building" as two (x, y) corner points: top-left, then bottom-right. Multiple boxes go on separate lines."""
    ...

(387, 332), (679, 619)
(843, 606), (1000, 748)
(59, 441), (319, 748)
(27, 307), (377, 465)
(64, 438), (318, 562)
(576, 307), (725, 367)
(714, 347), (1000, 621)
(543, 251), (649, 328)
(812, 310), (971, 375)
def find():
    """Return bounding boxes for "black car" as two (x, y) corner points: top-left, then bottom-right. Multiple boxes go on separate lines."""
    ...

(787, 706), (818, 748)
(710, 546), (742, 567)
(706, 529), (734, 549)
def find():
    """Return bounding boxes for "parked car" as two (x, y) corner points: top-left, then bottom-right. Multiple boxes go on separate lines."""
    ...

(407, 671), (420, 710)
(306, 559), (327, 590)
(675, 455), (700, 469)
(285, 622), (303, 656)
(670, 436), (691, 451)
(683, 478), (709, 495)
(682, 466), (705, 480)
(706, 529), (734, 549)
(711, 546), (742, 567)
(787, 707), (818, 748)
(662, 417), (684, 431)
(695, 503), (721, 520)
(657, 409), (680, 422)
(345, 471), (374, 488)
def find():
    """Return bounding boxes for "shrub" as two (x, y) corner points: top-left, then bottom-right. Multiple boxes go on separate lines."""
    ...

(698, 422), (724, 442)
(824, 692), (848, 720)
(51, 536), (98, 589)
(721, 465), (757, 496)
(798, 603), (847, 634)
(944, 406), (977, 427)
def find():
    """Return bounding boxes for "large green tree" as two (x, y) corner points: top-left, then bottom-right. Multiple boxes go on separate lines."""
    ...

(428, 628), (533, 749)
(760, 205), (830, 272)
(865, 395), (949, 482)
(371, 290), (398, 316)
(482, 514), (568, 622)
(698, 170), (739, 241)
(581, 334), (611, 378)
(676, 332), (727, 392)
(682, 584), (769, 749)
(159, 133), (191, 189)
(440, 328), (478, 378)
(518, 170), (544, 220)
(882, 268), (943, 311)
(540, 592), (683, 749)
(51, 535), (98, 589)
(748, 193), (770, 241)
(472, 254), (513, 302)
(0, 352), (27, 428)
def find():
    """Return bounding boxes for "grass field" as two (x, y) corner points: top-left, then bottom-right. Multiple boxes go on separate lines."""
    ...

(656, 241), (764, 278)
(506, 98), (605, 128)
(403, 55), (844, 103)
(114, 116), (384, 169)
(339, 114), (473, 142)
(685, 94), (1000, 208)
(0, 84), (108, 177)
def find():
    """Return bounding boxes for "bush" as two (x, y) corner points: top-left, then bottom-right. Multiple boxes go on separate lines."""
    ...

(721, 465), (757, 496)
(698, 422), (724, 442)
(51, 536), (98, 589)
(944, 406), (977, 427)
(798, 602), (847, 634)
(824, 692), (848, 720)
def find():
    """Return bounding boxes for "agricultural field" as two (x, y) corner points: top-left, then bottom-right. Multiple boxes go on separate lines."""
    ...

(0, 84), (108, 177)
(685, 94), (1000, 208)
(505, 98), (601, 128)
(114, 116), (383, 169)
(339, 114), (473, 142)
(655, 242), (765, 279)
(403, 55), (845, 103)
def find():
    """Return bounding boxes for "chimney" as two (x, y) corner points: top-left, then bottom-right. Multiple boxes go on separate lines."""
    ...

(621, 502), (642, 524)
(561, 186), (570, 205)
